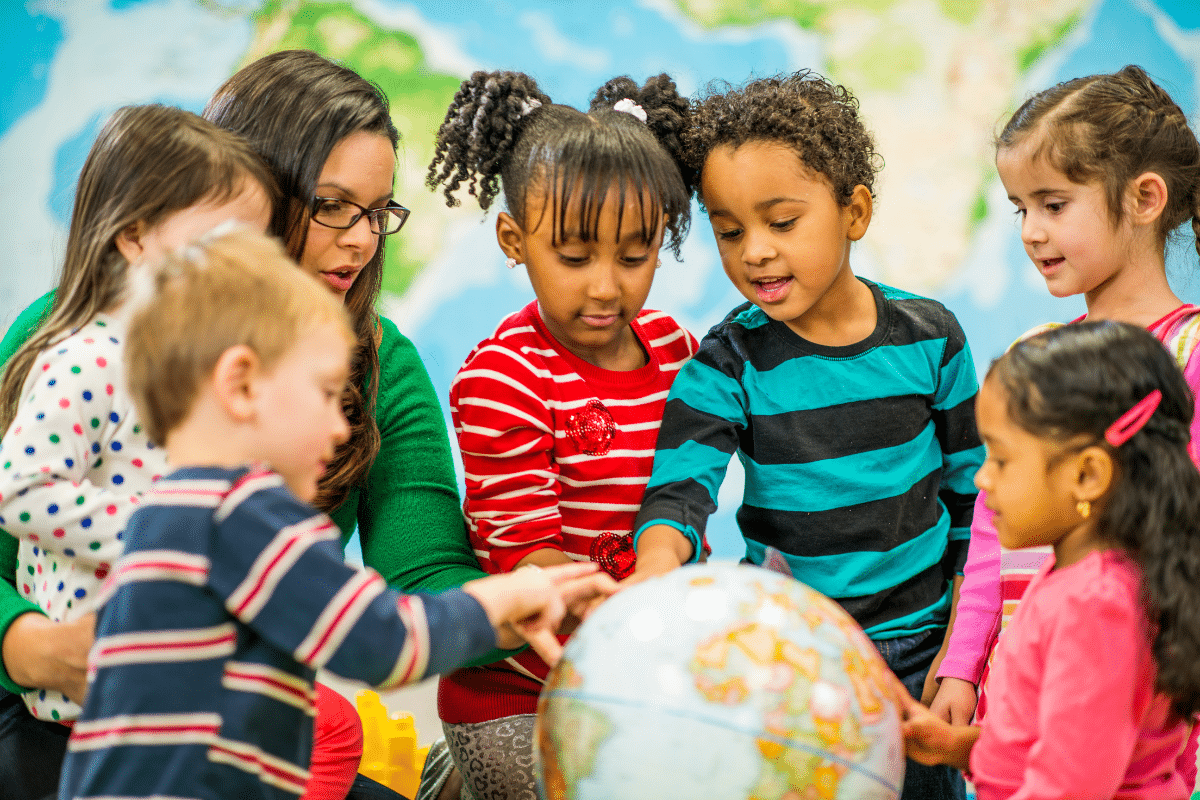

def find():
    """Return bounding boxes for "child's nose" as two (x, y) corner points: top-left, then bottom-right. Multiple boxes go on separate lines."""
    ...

(742, 226), (776, 265)
(587, 262), (620, 301)
(1020, 213), (1046, 246)
(974, 466), (990, 491)
(332, 409), (351, 446)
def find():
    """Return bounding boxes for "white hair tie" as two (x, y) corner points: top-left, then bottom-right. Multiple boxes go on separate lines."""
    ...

(613, 98), (647, 123)
(519, 97), (543, 117)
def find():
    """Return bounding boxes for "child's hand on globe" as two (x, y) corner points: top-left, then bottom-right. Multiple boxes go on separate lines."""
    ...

(465, 563), (620, 665)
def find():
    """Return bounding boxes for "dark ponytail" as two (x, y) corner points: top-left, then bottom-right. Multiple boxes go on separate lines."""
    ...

(993, 321), (1200, 718)
(426, 70), (692, 256)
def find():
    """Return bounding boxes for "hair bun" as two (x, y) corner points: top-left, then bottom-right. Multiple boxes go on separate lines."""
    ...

(590, 74), (693, 192)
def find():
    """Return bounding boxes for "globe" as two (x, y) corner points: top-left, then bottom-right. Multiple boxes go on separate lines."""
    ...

(535, 563), (906, 800)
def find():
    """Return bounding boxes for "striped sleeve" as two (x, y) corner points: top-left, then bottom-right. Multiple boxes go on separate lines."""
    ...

(931, 309), (985, 573)
(205, 475), (495, 687)
(449, 340), (564, 573)
(633, 328), (747, 559)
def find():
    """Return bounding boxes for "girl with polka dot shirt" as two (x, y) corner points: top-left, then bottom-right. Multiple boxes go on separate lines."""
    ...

(6, 324), (160, 622)
(0, 104), (275, 723)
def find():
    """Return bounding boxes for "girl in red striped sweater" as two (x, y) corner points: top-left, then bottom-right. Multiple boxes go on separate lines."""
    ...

(424, 70), (697, 800)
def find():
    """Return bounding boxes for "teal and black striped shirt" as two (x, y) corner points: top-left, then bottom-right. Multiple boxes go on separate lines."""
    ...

(634, 280), (984, 640)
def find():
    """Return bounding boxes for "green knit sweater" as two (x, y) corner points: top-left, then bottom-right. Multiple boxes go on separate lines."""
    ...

(0, 292), (512, 693)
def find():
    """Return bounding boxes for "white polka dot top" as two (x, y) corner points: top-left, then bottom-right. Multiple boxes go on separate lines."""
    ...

(0, 311), (167, 722)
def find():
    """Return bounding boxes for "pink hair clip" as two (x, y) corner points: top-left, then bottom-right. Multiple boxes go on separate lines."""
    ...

(1104, 389), (1162, 447)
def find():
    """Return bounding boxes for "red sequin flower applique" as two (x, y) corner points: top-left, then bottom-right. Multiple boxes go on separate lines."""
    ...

(565, 399), (616, 455)
(591, 532), (636, 580)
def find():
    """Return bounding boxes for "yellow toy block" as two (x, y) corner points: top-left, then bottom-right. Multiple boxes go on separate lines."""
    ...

(356, 689), (430, 798)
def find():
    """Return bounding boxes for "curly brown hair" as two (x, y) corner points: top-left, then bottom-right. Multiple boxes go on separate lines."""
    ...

(684, 70), (881, 206)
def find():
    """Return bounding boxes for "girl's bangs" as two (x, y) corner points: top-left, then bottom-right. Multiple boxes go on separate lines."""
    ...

(517, 116), (688, 254)
(544, 158), (666, 247)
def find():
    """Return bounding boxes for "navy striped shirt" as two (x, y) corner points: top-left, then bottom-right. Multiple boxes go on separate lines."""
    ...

(634, 280), (984, 639)
(59, 465), (495, 800)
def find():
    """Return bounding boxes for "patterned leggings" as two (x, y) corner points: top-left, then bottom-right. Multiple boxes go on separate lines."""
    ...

(442, 715), (538, 800)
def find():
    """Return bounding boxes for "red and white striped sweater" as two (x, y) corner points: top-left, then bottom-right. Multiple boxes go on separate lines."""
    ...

(441, 301), (697, 722)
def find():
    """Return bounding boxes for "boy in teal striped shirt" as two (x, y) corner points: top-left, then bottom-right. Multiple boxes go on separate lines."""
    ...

(632, 71), (981, 800)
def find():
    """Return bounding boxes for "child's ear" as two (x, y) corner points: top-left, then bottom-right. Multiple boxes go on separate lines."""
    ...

(1127, 171), (1168, 228)
(496, 212), (525, 264)
(114, 221), (148, 263)
(1073, 445), (1115, 506)
(845, 185), (872, 242)
(211, 345), (261, 422)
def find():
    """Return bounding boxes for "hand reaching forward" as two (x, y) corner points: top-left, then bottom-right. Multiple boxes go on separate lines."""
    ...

(888, 671), (979, 772)
(464, 562), (620, 665)
(622, 524), (692, 587)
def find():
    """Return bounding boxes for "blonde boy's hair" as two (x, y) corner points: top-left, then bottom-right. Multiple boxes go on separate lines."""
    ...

(126, 227), (353, 446)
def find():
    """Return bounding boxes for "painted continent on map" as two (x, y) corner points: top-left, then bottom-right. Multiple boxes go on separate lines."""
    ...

(671, 0), (1088, 292)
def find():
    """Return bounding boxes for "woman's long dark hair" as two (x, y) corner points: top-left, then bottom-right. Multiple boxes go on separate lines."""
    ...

(993, 321), (1200, 717)
(426, 71), (692, 257)
(204, 49), (399, 512)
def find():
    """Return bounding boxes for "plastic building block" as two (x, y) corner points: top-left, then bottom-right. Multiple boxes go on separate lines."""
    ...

(356, 689), (430, 798)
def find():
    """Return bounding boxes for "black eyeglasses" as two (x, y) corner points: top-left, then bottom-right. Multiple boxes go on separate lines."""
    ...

(310, 196), (410, 235)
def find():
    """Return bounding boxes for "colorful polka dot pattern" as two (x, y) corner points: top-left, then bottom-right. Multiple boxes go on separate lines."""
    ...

(0, 313), (168, 723)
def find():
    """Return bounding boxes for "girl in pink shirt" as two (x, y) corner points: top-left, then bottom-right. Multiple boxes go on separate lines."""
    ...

(931, 65), (1200, 784)
(901, 321), (1200, 800)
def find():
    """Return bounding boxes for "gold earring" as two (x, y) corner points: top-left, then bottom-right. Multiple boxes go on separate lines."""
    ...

(1076, 499), (1091, 519)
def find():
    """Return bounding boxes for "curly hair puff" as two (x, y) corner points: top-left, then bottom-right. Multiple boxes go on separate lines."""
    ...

(685, 70), (881, 206)
(427, 70), (692, 256)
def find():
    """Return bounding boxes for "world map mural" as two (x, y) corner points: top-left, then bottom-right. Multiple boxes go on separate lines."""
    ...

(3, 0), (1198, 557)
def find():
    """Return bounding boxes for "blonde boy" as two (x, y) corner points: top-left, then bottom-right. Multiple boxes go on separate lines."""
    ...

(58, 229), (612, 800)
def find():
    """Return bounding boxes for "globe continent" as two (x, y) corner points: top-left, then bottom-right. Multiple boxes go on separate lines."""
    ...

(535, 563), (905, 800)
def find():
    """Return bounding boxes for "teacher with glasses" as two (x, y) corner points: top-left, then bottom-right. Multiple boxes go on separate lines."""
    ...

(0, 49), (509, 800)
